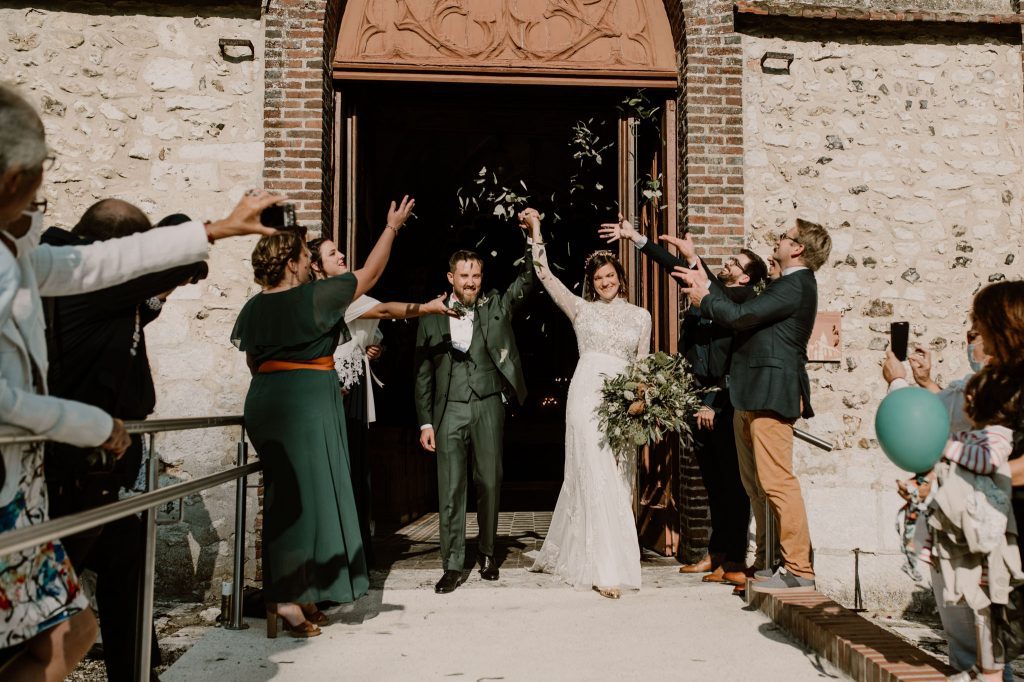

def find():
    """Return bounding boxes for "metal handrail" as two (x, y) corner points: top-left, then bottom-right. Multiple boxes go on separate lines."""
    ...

(0, 415), (258, 680)
(0, 461), (260, 556)
(0, 415), (246, 446)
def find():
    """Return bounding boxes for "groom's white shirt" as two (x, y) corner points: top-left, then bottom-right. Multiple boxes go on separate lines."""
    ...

(447, 293), (475, 353)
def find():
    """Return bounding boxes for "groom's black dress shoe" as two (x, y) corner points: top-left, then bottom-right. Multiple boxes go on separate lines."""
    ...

(434, 570), (462, 594)
(479, 554), (499, 581)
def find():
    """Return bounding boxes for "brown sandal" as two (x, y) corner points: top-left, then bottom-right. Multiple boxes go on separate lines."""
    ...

(300, 604), (330, 626)
(266, 606), (322, 639)
(593, 586), (621, 600)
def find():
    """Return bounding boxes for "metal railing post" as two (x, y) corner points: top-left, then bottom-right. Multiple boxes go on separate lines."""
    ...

(226, 428), (249, 631)
(136, 433), (158, 680)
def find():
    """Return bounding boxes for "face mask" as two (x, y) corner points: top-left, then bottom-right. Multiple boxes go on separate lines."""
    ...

(13, 209), (44, 253)
(967, 343), (985, 373)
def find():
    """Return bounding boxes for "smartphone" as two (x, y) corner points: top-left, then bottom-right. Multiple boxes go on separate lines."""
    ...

(890, 321), (910, 362)
(259, 203), (296, 228)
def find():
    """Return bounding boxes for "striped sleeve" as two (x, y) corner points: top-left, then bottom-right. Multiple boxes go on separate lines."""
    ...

(942, 425), (1014, 475)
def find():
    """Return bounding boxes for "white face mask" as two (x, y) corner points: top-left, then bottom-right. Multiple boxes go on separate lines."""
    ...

(13, 209), (44, 253)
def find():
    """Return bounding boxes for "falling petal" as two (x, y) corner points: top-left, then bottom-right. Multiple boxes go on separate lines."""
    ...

(490, 250), (498, 257)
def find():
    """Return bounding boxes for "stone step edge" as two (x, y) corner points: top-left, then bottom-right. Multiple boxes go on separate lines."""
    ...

(745, 581), (956, 682)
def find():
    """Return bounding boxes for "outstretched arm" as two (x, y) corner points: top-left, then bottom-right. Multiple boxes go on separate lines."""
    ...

(498, 215), (537, 315)
(351, 196), (414, 300)
(359, 294), (459, 320)
(699, 274), (801, 331)
(521, 208), (581, 321)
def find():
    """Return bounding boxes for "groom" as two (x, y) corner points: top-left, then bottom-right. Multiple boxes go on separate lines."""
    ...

(414, 220), (535, 594)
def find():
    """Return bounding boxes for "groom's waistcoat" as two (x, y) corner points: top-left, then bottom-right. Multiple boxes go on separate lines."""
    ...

(448, 316), (503, 402)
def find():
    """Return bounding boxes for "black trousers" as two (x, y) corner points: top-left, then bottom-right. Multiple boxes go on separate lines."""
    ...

(690, 399), (750, 564)
(59, 514), (160, 682)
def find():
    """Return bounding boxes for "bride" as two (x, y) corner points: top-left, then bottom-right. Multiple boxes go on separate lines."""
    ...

(520, 208), (652, 598)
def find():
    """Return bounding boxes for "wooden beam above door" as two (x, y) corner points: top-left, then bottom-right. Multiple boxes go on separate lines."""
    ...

(332, 0), (679, 88)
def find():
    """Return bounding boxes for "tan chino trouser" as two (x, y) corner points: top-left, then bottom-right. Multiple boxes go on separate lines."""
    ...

(733, 409), (815, 578)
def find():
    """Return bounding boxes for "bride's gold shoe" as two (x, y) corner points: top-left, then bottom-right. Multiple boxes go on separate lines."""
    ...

(593, 586), (621, 600)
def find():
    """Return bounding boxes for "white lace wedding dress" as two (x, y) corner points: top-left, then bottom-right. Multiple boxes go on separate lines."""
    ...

(529, 243), (652, 591)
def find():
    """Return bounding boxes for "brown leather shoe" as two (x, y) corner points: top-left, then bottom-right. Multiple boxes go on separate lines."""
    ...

(678, 553), (713, 574)
(702, 565), (726, 583)
(723, 567), (756, 586)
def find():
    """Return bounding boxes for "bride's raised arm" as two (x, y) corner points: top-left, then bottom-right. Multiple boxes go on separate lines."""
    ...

(519, 208), (582, 322)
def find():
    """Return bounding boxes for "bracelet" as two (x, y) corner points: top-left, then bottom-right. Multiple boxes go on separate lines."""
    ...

(386, 224), (400, 234)
(203, 220), (215, 245)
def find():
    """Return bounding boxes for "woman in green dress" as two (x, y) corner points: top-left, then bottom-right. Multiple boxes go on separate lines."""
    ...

(231, 197), (415, 638)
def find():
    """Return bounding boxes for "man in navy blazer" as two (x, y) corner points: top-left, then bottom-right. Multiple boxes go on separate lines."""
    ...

(674, 219), (832, 591)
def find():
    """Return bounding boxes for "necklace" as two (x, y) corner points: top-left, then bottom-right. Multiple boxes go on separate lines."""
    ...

(130, 307), (141, 357)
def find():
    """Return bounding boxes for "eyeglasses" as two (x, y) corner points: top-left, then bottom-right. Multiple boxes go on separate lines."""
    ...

(29, 199), (47, 214)
(724, 257), (746, 272)
(778, 231), (800, 245)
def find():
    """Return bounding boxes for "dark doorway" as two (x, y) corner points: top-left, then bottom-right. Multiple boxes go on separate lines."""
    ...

(346, 83), (623, 519)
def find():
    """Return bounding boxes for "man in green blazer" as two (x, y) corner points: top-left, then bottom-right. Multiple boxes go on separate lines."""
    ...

(674, 218), (832, 592)
(415, 227), (535, 594)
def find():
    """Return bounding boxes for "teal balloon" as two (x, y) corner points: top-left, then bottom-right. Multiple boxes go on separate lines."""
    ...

(874, 387), (950, 473)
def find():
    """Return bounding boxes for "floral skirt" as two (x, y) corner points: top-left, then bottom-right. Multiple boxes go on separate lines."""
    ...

(0, 485), (89, 649)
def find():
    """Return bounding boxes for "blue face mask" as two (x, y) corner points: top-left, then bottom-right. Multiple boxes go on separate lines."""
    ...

(967, 343), (985, 373)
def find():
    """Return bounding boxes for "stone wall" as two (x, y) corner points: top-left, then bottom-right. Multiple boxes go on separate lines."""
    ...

(741, 18), (1024, 608)
(0, 2), (265, 599)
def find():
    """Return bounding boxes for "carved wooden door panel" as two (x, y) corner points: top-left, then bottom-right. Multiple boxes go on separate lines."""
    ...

(618, 97), (681, 556)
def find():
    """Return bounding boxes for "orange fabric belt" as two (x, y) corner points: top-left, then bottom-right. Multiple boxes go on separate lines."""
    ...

(257, 356), (334, 373)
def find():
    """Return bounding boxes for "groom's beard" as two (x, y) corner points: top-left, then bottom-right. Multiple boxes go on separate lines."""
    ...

(454, 289), (479, 306)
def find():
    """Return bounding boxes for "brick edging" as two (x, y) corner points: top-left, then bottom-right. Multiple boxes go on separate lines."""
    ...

(746, 585), (955, 681)
(735, 1), (1024, 24)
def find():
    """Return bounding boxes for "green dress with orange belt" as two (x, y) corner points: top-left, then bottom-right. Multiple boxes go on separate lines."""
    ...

(231, 273), (369, 604)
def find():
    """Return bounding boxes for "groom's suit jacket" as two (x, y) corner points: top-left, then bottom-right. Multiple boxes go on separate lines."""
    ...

(414, 242), (535, 428)
(701, 268), (818, 421)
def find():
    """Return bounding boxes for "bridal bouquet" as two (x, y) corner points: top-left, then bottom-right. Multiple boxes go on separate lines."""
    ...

(597, 351), (708, 458)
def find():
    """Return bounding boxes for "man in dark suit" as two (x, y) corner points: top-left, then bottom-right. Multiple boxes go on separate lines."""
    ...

(599, 218), (766, 583)
(43, 201), (208, 681)
(674, 218), (832, 591)
(414, 225), (535, 594)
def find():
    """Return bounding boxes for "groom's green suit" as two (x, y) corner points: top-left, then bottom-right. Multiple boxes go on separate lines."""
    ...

(414, 243), (535, 571)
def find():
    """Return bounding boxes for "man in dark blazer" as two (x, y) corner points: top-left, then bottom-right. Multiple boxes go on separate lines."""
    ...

(43, 202), (207, 681)
(414, 226), (535, 594)
(674, 218), (832, 591)
(599, 218), (766, 583)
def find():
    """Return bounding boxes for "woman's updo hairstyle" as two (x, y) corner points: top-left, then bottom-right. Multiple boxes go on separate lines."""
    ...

(582, 250), (628, 302)
(251, 229), (303, 288)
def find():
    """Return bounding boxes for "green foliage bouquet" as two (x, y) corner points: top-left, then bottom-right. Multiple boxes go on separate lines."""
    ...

(597, 351), (708, 459)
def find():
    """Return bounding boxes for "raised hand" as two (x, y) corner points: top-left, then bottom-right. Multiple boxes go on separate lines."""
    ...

(671, 265), (710, 306)
(205, 189), (283, 240)
(658, 232), (697, 264)
(598, 213), (638, 243)
(908, 346), (931, 385)
(424, 293), (460, 318)
(882, 350), (907, 384)
(517, 207), (541, 233)
(386, 195), (415, 232)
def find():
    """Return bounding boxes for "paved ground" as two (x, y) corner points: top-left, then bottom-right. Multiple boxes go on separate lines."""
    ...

(163, 513), (848, 681)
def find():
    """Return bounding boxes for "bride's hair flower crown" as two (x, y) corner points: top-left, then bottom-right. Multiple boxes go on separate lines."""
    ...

(584, 249), (618, 269)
